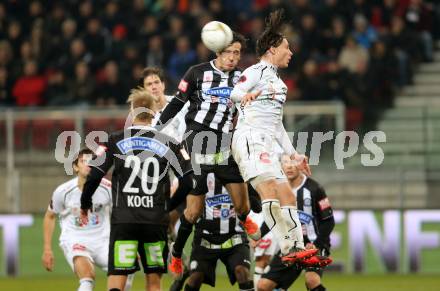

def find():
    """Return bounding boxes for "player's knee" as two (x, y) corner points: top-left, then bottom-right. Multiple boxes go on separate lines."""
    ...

(187, 272), (204, 288)
(234, 265), (250, 283)
(257, 278), (273, 291)
(305, 273), (323, 290)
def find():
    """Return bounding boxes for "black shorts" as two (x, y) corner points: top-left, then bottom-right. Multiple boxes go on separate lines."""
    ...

(183, 129), (243, 195)
(262, 253), (323, 290)
(108, 223), (168, 275)
(189, 243), (251, 287)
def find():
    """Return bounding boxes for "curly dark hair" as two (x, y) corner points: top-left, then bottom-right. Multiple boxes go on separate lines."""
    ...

(219, 31), (247, 53)
(256, 9), (286, 57)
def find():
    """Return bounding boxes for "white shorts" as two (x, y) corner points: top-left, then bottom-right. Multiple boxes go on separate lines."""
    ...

(60, 238), (109, 271)
(232, 127), (286, 186)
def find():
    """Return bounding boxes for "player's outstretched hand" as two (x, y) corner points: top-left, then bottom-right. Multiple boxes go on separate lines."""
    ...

(292, 153), (312, 177)
(240, 90), (261, 106)
(42, 249), (54, 271)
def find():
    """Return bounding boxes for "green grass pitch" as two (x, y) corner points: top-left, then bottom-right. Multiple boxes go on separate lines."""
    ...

(0, 214), (438, 290)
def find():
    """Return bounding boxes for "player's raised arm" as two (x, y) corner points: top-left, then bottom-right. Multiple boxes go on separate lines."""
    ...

(80, 140), (114, 216)
(157, 67), (196, 127)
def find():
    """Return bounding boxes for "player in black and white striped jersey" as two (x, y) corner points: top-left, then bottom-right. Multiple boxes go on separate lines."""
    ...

(170, 173), (255, 291)
(160, 32), (261, 277)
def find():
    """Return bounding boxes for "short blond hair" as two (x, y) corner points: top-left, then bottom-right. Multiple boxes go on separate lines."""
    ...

(126, 87), (157, 121)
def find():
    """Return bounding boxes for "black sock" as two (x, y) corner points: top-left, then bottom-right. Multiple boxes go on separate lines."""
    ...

(184, 284), (200, 291)
(310, 284), (326, 291)
(237, 209), (250, 223)
(173, 216), (194, 257)
(238, 281), (254, 291)
(109, 289), (121, 291)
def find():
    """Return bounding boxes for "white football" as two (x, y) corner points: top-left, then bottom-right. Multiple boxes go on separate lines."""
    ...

(201, 21), (233, 53)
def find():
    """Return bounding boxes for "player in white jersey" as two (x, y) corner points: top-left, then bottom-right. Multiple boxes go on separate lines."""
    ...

(230, 9), (321, 266)
(142, 67), (189, 143)
(42, 148), (133, 291)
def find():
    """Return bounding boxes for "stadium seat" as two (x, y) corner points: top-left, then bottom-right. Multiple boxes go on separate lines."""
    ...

(32, 119), (55, 150)
(0, 120), (5, 149)
(84, 118), (113, 134)
(113, 118), (127, 131)
(14, 120), (30, 150)
(346, 108), (363, 131)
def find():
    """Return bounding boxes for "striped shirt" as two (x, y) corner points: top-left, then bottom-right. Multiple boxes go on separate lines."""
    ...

(175, 60), (242, 133)
(194, 173), (246, 245)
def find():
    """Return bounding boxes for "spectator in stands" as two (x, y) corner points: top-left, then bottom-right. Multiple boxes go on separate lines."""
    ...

(7, 20), (23, 58)
(324, 16), (347, 57)
(338, 36), (369, 74)
(145, 34), (164, 68)
(97, 60), (127, 106)
(68, 61), (96, 107)
(45, 70), (71, 106)
(299, 13), (322, 60)
(83, 17), (110, 70)
(167, 35), (197, 84)
(0, 40), (13, 71)
(322, 58), (346, 101)
(61, 38), (91, 78)
(367, 40), (396, 109)
(0, 66), (13, 107)
(403, 0), (434, 62)
(352, 14), (378, 49)
(12, 60), (46, 106)
(388, 15), (417, 86)
(297, 59), (325, 101)
(77, 0), (94, 32)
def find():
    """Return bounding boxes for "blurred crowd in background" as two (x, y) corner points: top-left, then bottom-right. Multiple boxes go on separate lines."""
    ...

(0, 0), (439, 129)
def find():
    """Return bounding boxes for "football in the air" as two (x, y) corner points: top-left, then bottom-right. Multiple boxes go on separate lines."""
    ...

(201, 21), (233, 53)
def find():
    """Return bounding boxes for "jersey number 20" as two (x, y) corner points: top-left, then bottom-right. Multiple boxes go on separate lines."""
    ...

(123, 156), (159, 195)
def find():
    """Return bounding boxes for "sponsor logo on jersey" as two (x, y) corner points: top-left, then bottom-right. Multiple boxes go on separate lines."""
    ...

(213, 207), (235, 219)
(259, 152), (271, 164)
(178, 79), (188, 92)
(116, 137), (168, 156)
(318, 197), (331, 210)
(72, 243), (86, 251)
(298, 210), (313, 224)
(203, 86), (232, 98)
(238, 75), (247, 83)
(205, 194), (232, 207)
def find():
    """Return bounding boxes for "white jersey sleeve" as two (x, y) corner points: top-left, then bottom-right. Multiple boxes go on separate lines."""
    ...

(230, 66), (261, 103)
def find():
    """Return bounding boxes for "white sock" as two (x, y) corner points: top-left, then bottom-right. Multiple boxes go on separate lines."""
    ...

(124, 273), (135, 291)
(253, 266), (264, 288)
(262, 199), (293, 255)
(281, 206), (305, 249)
(78, 277), (94, 291)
